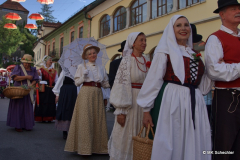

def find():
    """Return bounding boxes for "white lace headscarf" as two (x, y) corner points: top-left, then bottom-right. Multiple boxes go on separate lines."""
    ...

(40, 55), (53, 69)
(154, 15), (193, 84)
(122, 32), (141, 57)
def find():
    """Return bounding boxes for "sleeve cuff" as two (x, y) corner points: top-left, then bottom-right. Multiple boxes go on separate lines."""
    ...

(113, 108), (129, 115)
(237, 63), (240, 77)
(143, 107), (152, 112)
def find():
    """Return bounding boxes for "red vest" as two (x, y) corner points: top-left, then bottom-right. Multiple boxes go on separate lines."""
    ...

(40, 68), (57, 87)
(163, 55), (205, 86)
(212, 30), (240, 88)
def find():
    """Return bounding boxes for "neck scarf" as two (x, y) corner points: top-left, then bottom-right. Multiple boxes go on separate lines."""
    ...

(123, 32), (141, 57)
(154, 15), (193, 84)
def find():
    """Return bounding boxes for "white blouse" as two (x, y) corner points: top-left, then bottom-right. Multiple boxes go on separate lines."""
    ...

(74, 62), (110, 88)
(53, 69), (110, 99)
(205, 25), (240, 90)
(137, 47), (213, 112)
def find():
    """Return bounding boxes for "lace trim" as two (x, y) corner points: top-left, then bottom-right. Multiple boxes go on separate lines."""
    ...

(114, 55), (131, 85)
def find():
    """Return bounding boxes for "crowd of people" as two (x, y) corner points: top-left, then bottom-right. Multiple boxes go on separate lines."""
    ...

(2, 0), (240, 159)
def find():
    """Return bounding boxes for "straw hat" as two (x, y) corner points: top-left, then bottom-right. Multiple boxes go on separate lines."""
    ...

(82, 44), (100, 60)
(21, 54), (34, 63)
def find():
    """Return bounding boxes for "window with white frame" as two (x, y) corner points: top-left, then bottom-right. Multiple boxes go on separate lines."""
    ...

(178, 0), (204, 9)
(152, 0), (173, 19)
(131, 0), (147, 26)
(100, 15), (111, 37)
(114, 7), (127, 32)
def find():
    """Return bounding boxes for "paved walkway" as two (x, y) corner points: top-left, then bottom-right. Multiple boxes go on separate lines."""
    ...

(0, 98), (115, 160)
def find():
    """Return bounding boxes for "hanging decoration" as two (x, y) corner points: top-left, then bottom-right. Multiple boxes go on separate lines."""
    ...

(28, 13), (44, 20)
(11, 0), (26, 2)
(4, 23), (17, 29)
(5, 13), (22, 21)
(24, 24), (38, 29)
(37, 0), (54, 5)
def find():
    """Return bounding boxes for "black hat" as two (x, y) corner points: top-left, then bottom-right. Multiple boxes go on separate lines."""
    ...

(214, 0), (240, 13)
(190, 24), (202, 43)
(118, 40), (126, 52)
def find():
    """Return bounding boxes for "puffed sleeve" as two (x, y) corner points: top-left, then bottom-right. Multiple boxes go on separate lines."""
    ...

(137, 53), (168, 112)
(54, 72), (58, 83)
(74, 64), (85, 86)
(101, 87), (110, 99)
(198, 70), (214, 95)
(52, 71), (65, 96)
(109, 55), (132, 115)
(101, 67), (110, 88)
(10, 65), (21, 77)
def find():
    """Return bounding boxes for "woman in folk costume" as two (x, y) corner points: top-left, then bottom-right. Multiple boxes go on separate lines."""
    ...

(108, 32), (149, 160)
(52, 70), (78, 139)
(35, 55), (58, 122)
(7, 54), (39, 132)
(64, 44), (110, 155)
(137, 15), (213, 160)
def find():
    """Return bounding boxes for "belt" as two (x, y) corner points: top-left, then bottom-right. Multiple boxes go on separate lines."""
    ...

(83, 82), (101, 88)
(46, 85), (54, 88)
(165, 80), (198, 129)
(131, 83), (143, 89)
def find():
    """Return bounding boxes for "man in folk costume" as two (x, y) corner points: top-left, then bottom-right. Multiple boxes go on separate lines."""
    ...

(205, 0), (240, 159)
(109, 40), (126, 88)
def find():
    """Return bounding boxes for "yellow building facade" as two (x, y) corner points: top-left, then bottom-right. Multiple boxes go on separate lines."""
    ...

(88, 0), (222, 72)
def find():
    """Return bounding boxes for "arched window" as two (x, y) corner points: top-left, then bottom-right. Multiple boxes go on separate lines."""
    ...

(178, 0), (203, 9)
(114, 7), (127, 32)
(131, 0), (147, 26)
(100, 15), (110, 37)
(152, 0), (173, 19)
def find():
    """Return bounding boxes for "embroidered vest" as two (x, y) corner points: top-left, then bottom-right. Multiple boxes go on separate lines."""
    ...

(163, 55), (205, 86)
(212, 30), (240, 88)
(40, 67), (57, 87)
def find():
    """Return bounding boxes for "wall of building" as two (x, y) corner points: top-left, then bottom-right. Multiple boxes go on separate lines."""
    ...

(90, 0), (221, 72)
(44, 13), (89, 57)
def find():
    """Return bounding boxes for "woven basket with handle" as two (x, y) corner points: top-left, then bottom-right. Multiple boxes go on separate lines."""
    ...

(132, 124), (155, 160)
(3, 75), (31, 99)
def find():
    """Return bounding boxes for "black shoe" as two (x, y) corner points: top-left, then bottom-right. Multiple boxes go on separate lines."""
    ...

(63, 131), (68, 139)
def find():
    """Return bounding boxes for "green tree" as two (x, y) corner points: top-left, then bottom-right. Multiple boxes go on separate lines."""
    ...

(32, 4), (57, 36)
(0, 17), (22, 55)
(17, 23), (37, 57)
(39, 4), (57, 23)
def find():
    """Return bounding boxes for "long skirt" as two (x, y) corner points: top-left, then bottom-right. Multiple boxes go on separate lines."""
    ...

(55, 84), (77, 131)
(64, 86), (108, 155)
(108, 88), (143, 160)
(7, 94), (35, 130)
(151, 82), (211, 160)
(35, 86), (56, 122)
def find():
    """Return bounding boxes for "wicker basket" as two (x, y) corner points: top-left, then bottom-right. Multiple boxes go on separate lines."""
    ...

(132, 124), (155, 160)
(3, 75), (31, 99)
